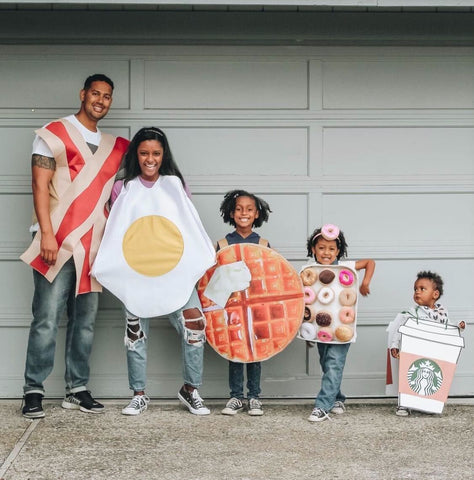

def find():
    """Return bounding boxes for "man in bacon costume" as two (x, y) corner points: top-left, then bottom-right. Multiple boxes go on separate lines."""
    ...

(20, 74), (129, 418)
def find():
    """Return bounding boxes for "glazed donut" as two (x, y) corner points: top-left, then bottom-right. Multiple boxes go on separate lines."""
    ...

(304, 286), (317, 305)
(321, 224), (340, 241)
(339, 307), (355, 324)
(319, 269), (335, 285)
(317, 327), (334, 342)
(318, 287), (335, 305)
(300, 322), (317, 340)
(304, 305), (317, 322)
(339, 289), (357, 306)
(339, 269), (354, 287)
(315, 311), (332, 327)
(335, 325), (354, 342)
(300, 268), (318, 286)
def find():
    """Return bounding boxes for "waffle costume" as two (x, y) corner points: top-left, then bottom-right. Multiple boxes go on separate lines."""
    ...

(20, 118), (129, 294)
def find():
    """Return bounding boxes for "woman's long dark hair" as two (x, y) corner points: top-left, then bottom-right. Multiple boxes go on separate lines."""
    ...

(119, 127), (185, 187)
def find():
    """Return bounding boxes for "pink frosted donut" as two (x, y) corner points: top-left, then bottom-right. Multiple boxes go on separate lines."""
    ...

(335, 325), (353, 342)
(339, 307), (355, 324)
(304, 286), (317, 305)
(304, 305), (317, 322)
(339, 269), (354, 287)
(300, 322), (317, 340)
(321, 224), (340, 241)
(318, 287), (335, 305)
(339, 289), (357, 306)
(300, 267), (318, 286)
(317, 327), (333, 342)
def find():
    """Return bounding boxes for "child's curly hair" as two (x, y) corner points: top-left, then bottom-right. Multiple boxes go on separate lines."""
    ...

(306, 226), (348, 259)
(219, 190), (271, 228)
(417, 271), (444, 297)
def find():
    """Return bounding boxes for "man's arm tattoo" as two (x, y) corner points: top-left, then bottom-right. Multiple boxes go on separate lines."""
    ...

(31, 154), (56, 170)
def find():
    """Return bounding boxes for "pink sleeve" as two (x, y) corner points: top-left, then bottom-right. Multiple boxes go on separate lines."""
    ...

(110, 180), (124, 207)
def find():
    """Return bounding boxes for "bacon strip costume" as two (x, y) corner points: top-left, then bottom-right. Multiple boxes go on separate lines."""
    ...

(20, 118), (129, 294)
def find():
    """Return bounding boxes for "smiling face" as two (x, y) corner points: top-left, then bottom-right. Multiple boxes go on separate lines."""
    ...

(78, 80), (113, 128)
(413, 278), (439, 309)
(137, 139), (163, 182)
(231, 196), (259, 234)
(312, 237), (340, 265)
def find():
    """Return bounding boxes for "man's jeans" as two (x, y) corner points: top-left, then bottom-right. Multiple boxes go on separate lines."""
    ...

(229, 361), (261, 399)
(126, 288), (205, 392)
(24, 259), (98, 395)
(315, 342), (351, 411)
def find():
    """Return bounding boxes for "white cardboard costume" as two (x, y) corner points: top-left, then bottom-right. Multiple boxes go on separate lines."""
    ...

(92, 175), (215, 318)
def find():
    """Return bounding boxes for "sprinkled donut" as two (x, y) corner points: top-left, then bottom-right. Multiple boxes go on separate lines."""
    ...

(318, 287), (335, 305)
(321, 224), (340, 240)
(339, 269), (354, 287)
(304, 305), (317, 322)
(315, 311), (332, 327)
(300, 267), (318, 286)
(300, 322), (317, 340)
(339, 307), (355, 324)
(317, 327), (334, 342)
(304, 286), (317, 305)
(335, 325), (354, 342)
(319, 269), (335, 285)
(339, 289), (357, 306)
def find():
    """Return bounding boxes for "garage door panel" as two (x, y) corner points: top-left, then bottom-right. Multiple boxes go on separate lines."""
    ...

(322, 127), (474, 176)
(323, 193), (474, 258)
(323, 60), (474, 109)
(168, 127), (308, 176)
(0, 60), (130, 109)
(144, 60), (308, 109)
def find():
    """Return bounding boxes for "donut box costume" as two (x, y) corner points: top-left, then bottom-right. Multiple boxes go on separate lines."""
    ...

(91, 175), (216, 318)
(197, 243), (305, 363)
(21, 118), (129, 294)
(298, 263), (359, 344)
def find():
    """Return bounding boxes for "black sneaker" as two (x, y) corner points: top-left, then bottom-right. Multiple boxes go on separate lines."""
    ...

(178, 386), (210, 415)
(62, 390), (105, 414)
(22, 393), (45, 419)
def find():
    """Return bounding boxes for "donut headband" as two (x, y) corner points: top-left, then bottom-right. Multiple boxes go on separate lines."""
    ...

(312, 224), (340, 245)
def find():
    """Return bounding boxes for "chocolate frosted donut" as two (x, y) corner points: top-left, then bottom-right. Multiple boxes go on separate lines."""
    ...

(319, 269), (335, 285)
(315, 311), (332, 327)
(304, 305), (317, 322)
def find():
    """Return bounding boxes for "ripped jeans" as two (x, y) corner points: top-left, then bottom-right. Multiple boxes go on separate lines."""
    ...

(124, 289), (205, 392)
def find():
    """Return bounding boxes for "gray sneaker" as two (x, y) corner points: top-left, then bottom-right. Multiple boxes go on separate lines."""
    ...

(248, 398), (263, 416)
(222, 397), (244, 415)
(308, 407), (330, 422)
(330, 401), (346, 415)
(122, 394), (150, 416)
(396, 406), (410, 417)
(178, 386), (210, 415)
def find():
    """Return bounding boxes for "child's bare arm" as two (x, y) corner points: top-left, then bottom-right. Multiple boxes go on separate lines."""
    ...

(354, 259), (376, 296)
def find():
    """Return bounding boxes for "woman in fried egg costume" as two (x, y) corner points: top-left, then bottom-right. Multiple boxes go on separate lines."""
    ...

(92, 127), (216, 416)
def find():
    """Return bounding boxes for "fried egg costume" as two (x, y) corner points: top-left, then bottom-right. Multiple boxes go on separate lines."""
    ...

(92, 175), (216, 318)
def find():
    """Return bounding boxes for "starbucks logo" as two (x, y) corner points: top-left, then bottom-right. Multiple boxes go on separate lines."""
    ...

(407, 358), (443, 396)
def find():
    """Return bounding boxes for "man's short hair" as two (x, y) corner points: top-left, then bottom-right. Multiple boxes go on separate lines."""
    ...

(83, 74), (114, 91)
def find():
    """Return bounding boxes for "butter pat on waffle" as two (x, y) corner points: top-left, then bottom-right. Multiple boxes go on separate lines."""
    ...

(197, 243), (305, 363)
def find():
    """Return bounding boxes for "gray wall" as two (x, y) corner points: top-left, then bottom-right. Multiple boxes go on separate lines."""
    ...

(1, 42), (473, 398)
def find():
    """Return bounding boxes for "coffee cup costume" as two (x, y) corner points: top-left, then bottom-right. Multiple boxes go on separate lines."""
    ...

(92, 175), (216, 318)
(197, 243), (305, 363)
(387, 305), (465, 413)
(21, 115), (128, 397)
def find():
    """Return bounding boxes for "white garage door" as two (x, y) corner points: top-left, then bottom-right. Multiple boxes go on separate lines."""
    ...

(1, 45), (472, 398)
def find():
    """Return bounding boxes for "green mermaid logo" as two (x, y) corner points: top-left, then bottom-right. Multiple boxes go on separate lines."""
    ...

(407, 359), (443, 396)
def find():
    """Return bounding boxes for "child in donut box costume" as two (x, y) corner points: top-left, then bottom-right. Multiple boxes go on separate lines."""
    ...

(300, 224), (375, 422)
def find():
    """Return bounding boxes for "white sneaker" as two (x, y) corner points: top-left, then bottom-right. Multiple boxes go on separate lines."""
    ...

(248, 398), (263, 416)
(308, 407), (331, 422)
(396, 406), (410, 417)
(330, 401), (346, 415)
(221, 397), (244, 415)
(122, 394), (150, 416)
